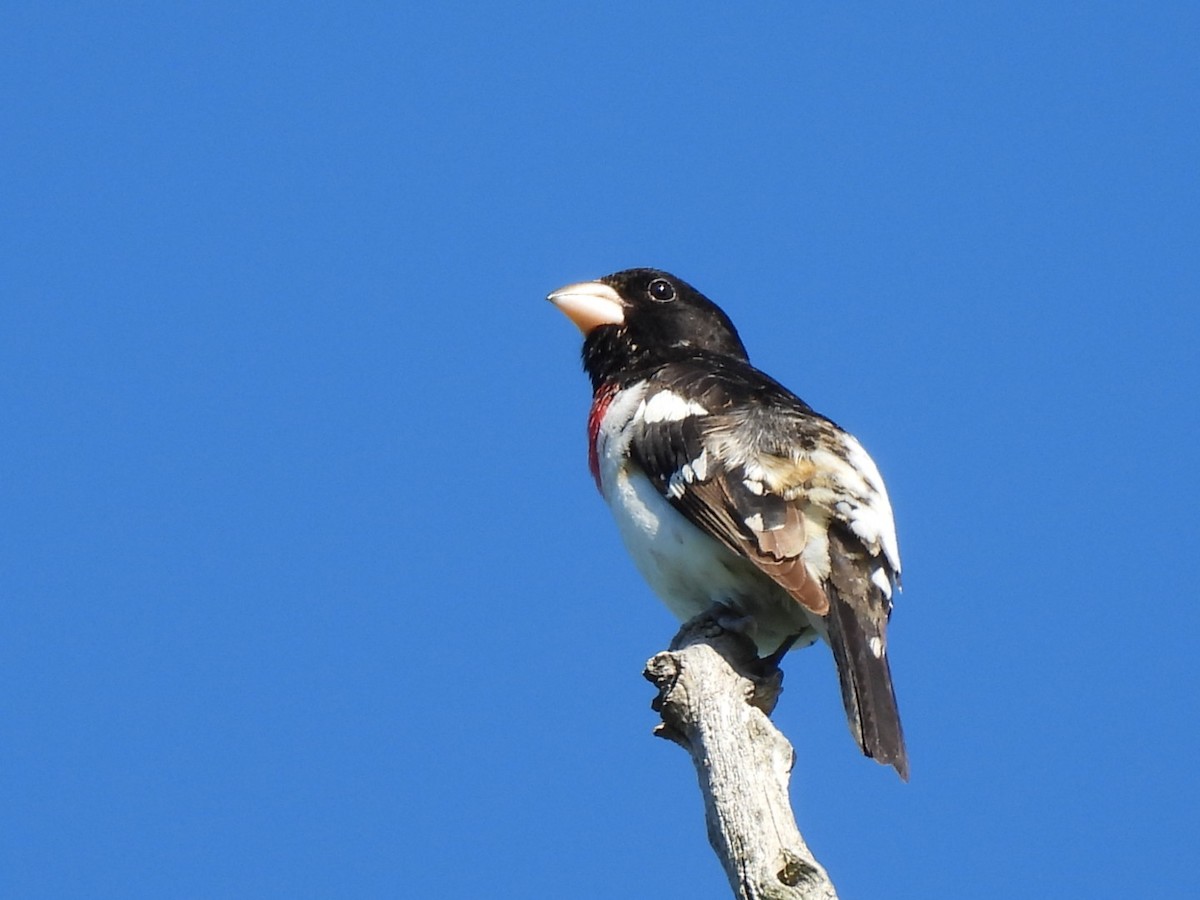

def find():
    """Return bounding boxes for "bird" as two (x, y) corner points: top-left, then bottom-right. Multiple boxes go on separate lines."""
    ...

(547, 267), (908, 780)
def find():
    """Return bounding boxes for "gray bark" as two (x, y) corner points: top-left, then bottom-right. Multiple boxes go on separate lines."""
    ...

(643, 609), (838, 900)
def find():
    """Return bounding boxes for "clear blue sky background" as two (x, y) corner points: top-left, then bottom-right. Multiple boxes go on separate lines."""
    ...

(3, 4), (1197, 898)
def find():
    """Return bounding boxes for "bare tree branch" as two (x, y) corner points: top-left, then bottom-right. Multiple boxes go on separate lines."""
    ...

(644, 608), (838, 900)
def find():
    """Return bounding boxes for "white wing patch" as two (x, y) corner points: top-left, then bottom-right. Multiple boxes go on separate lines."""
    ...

(638, 390), (709, 424)
(870, 565), (893, 596)
(666, 448), (710, 499)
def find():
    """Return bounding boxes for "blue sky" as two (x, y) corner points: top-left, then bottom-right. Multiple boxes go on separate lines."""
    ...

(3, 3), (1197, 897)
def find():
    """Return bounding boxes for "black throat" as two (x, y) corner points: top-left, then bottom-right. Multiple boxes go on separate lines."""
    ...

(582, 329), (754, 396)
(581, 325), (657, 393)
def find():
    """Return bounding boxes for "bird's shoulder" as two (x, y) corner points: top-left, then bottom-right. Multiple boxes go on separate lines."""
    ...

(621, 351), (844, 480)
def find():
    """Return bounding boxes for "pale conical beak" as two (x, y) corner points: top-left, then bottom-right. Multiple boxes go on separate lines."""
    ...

(547, 280), (625, 334)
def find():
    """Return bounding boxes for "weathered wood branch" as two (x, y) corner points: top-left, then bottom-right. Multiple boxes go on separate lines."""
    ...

(643, 608), (838, 900)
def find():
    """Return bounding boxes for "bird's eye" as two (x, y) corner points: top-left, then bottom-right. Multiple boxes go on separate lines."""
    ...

(648, 278), (676, 302)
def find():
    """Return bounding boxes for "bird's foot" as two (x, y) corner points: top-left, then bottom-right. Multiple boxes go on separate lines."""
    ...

(755, 632), (803, 675)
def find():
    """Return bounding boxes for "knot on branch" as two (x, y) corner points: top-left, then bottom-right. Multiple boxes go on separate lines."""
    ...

(643, 606), (784, 735)
(777, 849), (821, 888)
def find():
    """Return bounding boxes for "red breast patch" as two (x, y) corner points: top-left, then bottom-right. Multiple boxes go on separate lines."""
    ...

(587, 382), (619, 492)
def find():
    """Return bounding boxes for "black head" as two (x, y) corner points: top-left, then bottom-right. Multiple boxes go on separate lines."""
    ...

(548, 268), (748, 390)
(600, 269), (748, 360)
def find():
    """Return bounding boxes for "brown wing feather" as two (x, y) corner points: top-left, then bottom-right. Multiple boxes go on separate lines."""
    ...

(674, 475), (830, 615)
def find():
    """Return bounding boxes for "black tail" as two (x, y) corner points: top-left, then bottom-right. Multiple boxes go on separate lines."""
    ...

(825, 529), (908, 780)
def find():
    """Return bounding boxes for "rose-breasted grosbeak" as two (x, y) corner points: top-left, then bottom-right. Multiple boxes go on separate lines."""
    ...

(548, 268), (908, 779)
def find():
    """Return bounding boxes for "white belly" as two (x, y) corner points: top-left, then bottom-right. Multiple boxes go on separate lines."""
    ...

(604, 465), (820, 655)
